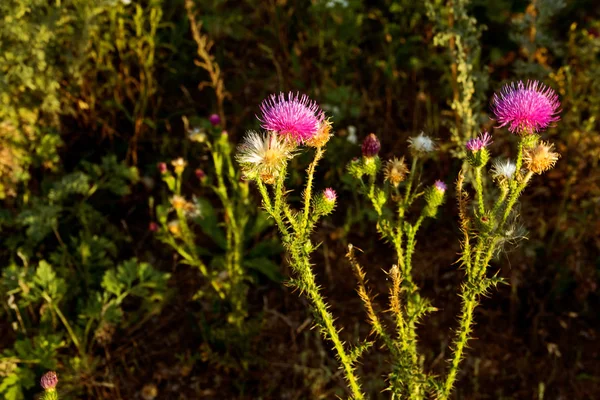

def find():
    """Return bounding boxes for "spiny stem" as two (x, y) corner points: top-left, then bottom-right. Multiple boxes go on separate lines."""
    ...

(440, 287), (478, 399)
(302, 147), (324, 235)
(474, 166), (485, 216)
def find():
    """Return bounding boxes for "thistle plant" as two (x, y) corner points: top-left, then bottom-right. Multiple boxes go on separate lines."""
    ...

(346, 131), (445, 398)
(237, 92), (366, 398)
(440, 80), (561, 398)
(155, 116), (250, 325)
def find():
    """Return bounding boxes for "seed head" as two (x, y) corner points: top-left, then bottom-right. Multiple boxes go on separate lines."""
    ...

(236, 131), (295, 184)
(384, 157), (408, 187)
(491, 80), (561, 134)
(258, 92), (325, 144)
(408, 132), (435, 155)
(523, 141), (560, 174)
(491, 159), (517, 181)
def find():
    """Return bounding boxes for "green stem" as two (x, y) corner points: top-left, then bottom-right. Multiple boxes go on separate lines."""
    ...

(43, 293), (83, 358)
(302, 147), (324, 235)
(474, 166), (485, 216)
(440, 287), (478, 399)
(404, 157), (419, 207)
(292, 248), (365, 399)
(500, 171), (533, 227)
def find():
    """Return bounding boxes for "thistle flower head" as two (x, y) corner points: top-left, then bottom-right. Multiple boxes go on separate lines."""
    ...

(434, 180), (447, 192)
(209, 113), (221, 126)
(258, 92), (325, 143)
(491, 159), (517, 181)
(361, 133), (381, 158)
(523, 141), (560, 174)
(323, 188), (337, 202)
(41, 371), (58, 391)
(171, 158), (187, 175)
(408, 132), (435, 155)
(236, 131), (294, 184)
(384, 157), (408, 187)
(491, 80), (561, 134)
(188, 127), (207, 143)
(466, 132), (493, 152)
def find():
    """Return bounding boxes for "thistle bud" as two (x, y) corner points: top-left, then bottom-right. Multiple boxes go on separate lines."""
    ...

(465, 132), (492, 168)
(361, 133), (381, 158)
(423, 180), (446, 217)
(195, 169), (206, 182)
(209, 113), (221, 126)
(314, 188), (337, 217)
(41, 371), (58, 391)
(149, 222), (158, 232)
(157, 162), (167, 174)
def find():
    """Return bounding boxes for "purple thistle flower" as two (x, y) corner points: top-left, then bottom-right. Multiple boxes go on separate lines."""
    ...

(466, 131), (493, 152)
(258, 92), (325, 143)
(491, 80), (561, 134)
(323, 188), (337, 202)
(434, 180), (447, 192)
(209, 113), (221, 126)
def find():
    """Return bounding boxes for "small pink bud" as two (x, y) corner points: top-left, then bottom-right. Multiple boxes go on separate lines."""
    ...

(149, 222), (158, 232)
(323, 188), (337, 202)
(361, 133), (381, 158)
(157, 162), (167, 174)
(209, 114), (221, 126)
(41, 371), (58, 391)
(195, 169), (206, 181)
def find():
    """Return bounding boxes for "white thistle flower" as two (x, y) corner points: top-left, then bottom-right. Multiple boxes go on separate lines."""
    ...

(408, 132), (436, 154)
(491, 159), (517, 181)
(235, 131), (294, 184)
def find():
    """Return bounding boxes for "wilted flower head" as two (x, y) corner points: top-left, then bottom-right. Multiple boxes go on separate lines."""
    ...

(523, 141), (560, 174)
(41, 371), (58, 391)
(170, 195), (194, 212)
(491, 80), (561, 134)
(167, 220), (181, 236)
(434, 180), (447, 192)
(466, 132), (493, 152)
(323, 188), (337, 202)
(258, 92), (325, 143)
(361, 133), (381, 158)
(491, 159), (517, 181)
(306, 118), (333, 148)
(236, 131), (294, 184)
(408, 132), (435, 155)
(384, 157), (408, 187)
(209, 113), (221, 126)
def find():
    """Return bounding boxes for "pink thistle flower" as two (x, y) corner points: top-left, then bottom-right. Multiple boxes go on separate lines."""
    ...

(466, 131), (493, 152)
(258, 92), (325, 143)
(434, 180), (447, 192)
(491, 80), (561, 134)
(323, 188), (337, 203)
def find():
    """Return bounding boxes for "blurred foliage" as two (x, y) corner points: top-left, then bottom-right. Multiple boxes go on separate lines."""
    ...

(0, 0), (597, 398)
